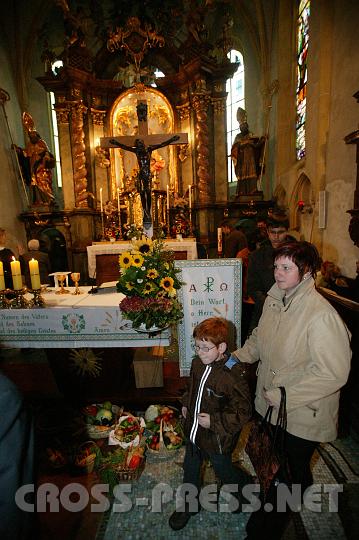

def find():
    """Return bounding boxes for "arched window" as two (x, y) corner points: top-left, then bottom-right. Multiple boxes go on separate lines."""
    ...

(296, 0), (310, 160)
(49, 60), (64, 187)
(226, 49), (245, 183)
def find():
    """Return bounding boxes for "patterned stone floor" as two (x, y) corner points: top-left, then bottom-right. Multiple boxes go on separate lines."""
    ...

(96, 434), (359, 540)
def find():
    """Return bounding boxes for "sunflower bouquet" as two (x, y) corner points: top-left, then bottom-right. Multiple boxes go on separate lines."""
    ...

(117, 236), (184, 331)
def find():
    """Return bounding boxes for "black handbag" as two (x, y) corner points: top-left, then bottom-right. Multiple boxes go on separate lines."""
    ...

(245, 386), (289, 497)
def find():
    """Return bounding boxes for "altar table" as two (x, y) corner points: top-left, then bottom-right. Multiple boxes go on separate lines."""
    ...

(86, 238), (198, 279)
(0, 287), (170, 348)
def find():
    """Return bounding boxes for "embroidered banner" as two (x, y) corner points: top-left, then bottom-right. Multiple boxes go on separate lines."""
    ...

(175, 259), (242, 376)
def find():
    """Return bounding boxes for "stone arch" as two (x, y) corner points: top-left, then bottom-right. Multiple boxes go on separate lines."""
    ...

(289, 173), (314, 238)
(273, 183), (287, 207)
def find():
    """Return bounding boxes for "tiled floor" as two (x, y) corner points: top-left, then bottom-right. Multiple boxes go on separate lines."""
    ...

(96, 435), (359, 540)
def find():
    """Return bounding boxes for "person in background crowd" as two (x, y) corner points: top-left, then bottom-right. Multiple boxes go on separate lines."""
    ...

(169, 317), (252, 531)
(220, 219), (247, 258)
(0, 371), (35, 540)
(232, 242), (351, 539)
(246, 212), (295, 334)
(0, 228), (16, 289)
(254, 217), (268, 247)
(19, 239), (51, 288)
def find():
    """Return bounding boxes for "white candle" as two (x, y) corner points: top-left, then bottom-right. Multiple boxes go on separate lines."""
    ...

(29, 258), (41, 289)
(217, 227), (223, 254)
(100, 187), (103, 213)
(166, 185), (170, 210)
(10, 258), (22, 290)
(117, 187), (121, 229)
(188, 185), (192, 209)
(0, 261), (5, 290)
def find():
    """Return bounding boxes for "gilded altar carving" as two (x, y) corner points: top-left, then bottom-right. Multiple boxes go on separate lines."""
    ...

(107, 17), (165, 71)
(212, 97), (226, 115)
(192, 93), (211, 203)
(55, 106), (70, 124)
(176, 103), (191, 121)
(90, 108), (106, 126)
(70, 100), (89, 208)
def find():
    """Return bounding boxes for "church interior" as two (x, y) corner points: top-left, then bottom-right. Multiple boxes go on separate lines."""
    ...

(0, 0), (359, 539)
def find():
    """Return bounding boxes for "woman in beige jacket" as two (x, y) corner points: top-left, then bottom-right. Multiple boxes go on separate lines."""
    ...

(233, 241), (351, 538)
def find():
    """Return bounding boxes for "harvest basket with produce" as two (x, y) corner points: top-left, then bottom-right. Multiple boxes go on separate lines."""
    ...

(82, 402), (122, 439)
(109, 414), (145, 448)
(144, 405), (184, 456)
(98, 445), (146, 491)
(73, 441), (101, 474)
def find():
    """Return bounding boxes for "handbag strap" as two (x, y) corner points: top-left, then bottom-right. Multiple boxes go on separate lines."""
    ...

(272, 386), (287, 452)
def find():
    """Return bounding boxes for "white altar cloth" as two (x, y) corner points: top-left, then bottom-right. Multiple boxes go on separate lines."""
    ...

(0, 287), (170, 348)
(86, 239), (198, 278)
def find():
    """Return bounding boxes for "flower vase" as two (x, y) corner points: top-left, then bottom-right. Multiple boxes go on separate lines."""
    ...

(135, 323), (169, 336)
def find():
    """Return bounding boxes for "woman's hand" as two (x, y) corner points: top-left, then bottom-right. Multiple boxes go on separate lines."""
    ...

(263, 387), (281, 408)
(197, 413), (210, 429)
(182, 406), (187, 419)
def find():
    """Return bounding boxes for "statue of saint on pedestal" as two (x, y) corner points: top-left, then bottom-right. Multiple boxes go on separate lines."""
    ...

(231, 108), (265, 197)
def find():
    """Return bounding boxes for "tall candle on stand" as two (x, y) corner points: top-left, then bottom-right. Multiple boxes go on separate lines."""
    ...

(29, 258), (41, 289)
(10, 258), (22, 290)
(0, 261), (5, 290)
(166, 185), (170, 210)
(217, 227), (223, 256)
(117, 187), (122, 233)
(188, 185), (192, 210)
(100, 187), (103, 214)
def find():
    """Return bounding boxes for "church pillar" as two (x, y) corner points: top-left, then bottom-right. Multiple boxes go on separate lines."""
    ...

(55, 103), (74, 210)
(70, 100), (89, 208)
(176, 102), (193, 195)
(90, 108), (110, 203)
(211, 91), (228, 202)
(192, 90), (212, 204)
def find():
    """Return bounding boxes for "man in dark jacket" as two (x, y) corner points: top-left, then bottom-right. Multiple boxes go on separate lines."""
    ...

(169, 317), (251, 531)
(247, 213), (295, 333)
(220, 219), (247, 258)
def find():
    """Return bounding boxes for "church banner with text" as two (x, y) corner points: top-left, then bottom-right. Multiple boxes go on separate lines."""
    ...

(175, 259), (242, 376)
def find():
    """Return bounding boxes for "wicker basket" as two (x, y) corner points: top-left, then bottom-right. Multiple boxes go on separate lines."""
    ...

(114, 457), (146, 483)
(74, 441), (98, 474)
(85, 404), (122, 439)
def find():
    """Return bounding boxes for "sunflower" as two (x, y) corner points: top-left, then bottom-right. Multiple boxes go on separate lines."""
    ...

(143, 282), (156, 295)
(125, 282), (135, 291)
(132, 253), (144, 267)
(119, 252), (133, 268)
(132, 235), (153, 255)
(147, 268), (159, 279)
(160, 276), (175, 292)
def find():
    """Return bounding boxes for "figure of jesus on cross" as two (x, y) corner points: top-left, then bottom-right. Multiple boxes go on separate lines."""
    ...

(101, 101), (188, 231)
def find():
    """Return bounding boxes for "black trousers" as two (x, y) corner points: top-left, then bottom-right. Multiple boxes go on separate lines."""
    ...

(246, 429), (318, 539)
(179, 442), (249, 512)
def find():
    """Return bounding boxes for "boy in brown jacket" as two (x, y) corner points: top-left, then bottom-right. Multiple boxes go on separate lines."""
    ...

(169, 317), (252, 530)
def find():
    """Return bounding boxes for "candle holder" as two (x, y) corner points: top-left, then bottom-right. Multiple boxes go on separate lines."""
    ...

(189, 208), (194, 237)
(10, 288), (30, 309)
(0, 289), (11, 309)
(166, 207), (171, 238)
(101, 211), (105, 240)
(30, 288), (45, 307)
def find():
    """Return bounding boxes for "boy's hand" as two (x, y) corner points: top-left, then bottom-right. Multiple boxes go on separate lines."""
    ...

(197, 413), (210, 429)
(182, 406), (187, 419)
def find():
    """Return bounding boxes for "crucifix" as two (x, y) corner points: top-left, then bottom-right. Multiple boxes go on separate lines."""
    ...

(100, 101), (188, 231)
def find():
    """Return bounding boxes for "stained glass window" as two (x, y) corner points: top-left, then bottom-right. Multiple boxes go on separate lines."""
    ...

(226, 50), (245, 183)
(296, 0), (310, 160)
